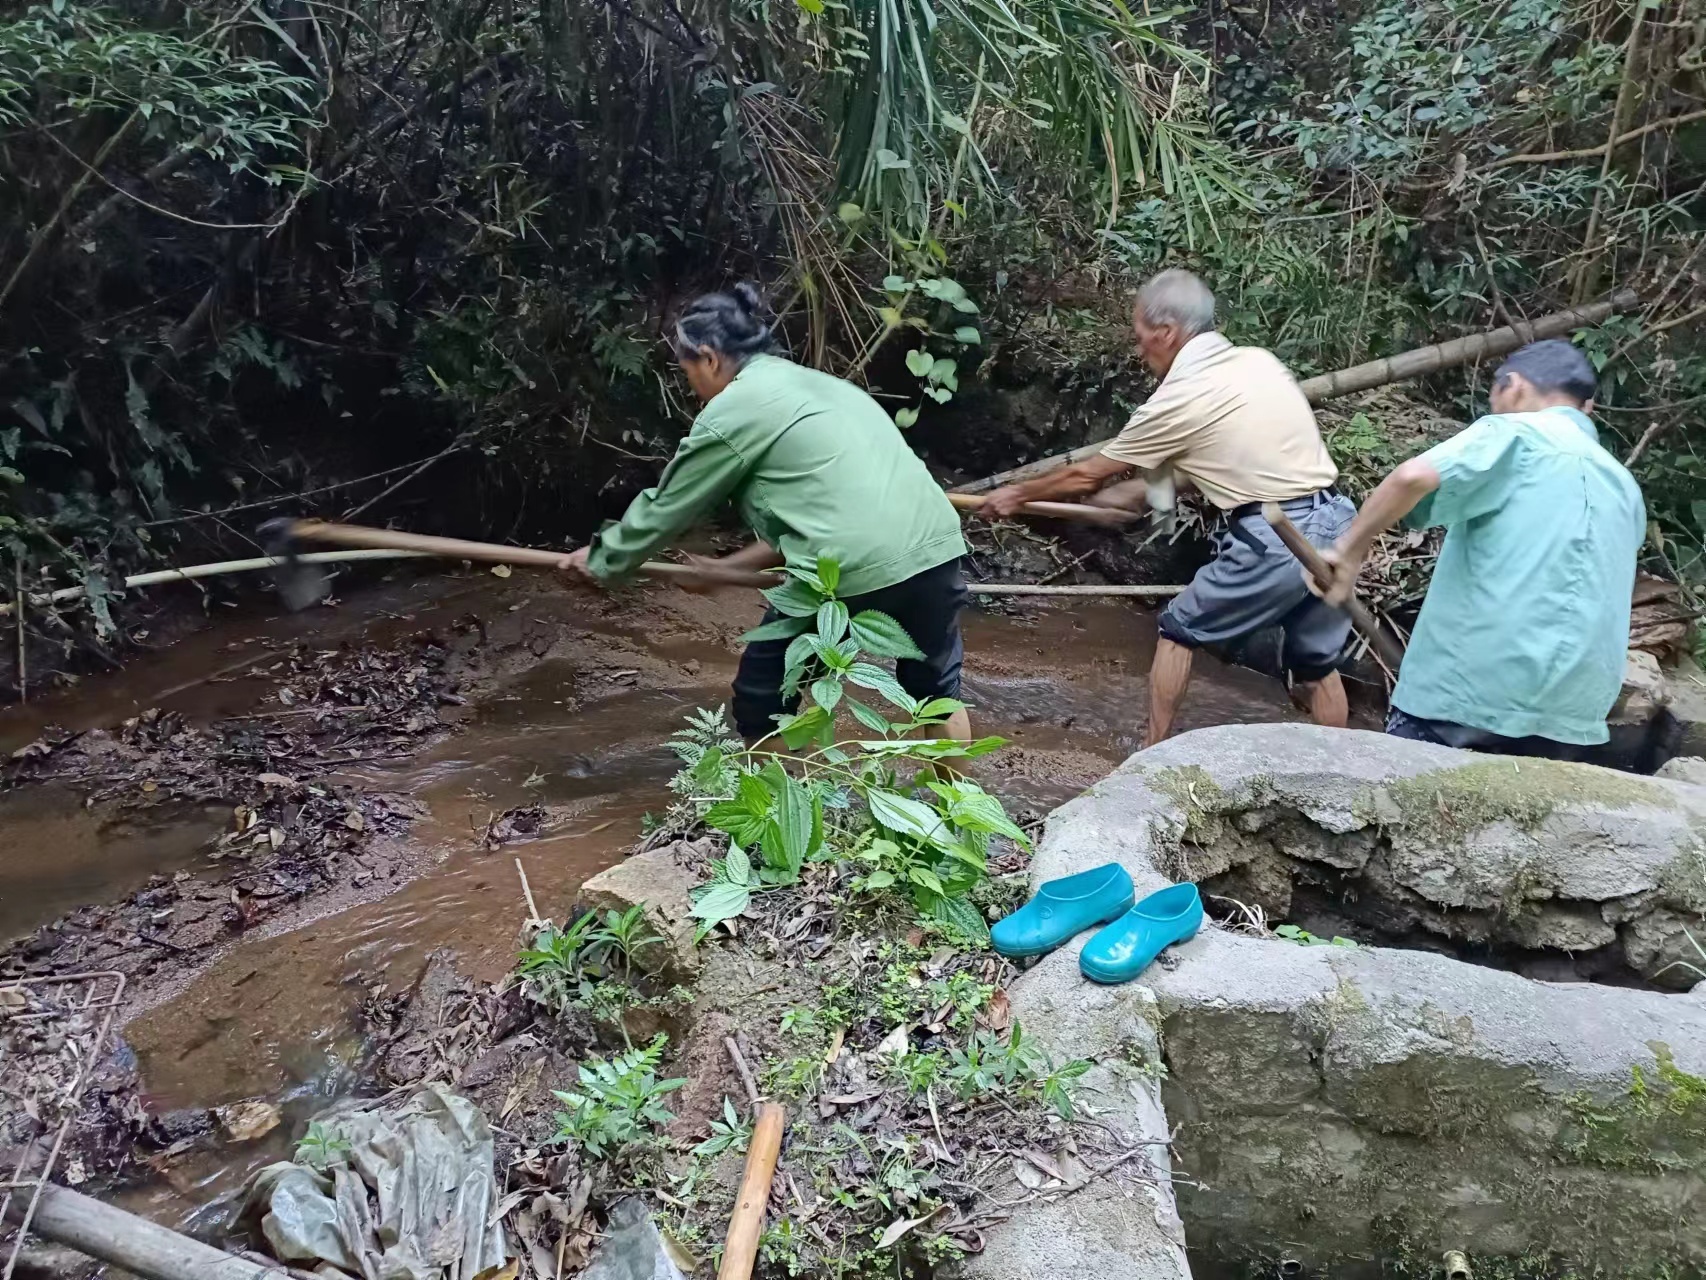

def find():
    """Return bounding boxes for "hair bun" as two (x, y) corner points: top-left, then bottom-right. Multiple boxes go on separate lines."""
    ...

(731, 281), (765, 316)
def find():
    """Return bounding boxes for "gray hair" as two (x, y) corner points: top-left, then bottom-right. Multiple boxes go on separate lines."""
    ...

(673, 282), (775, 365)
(1135, 269), (1216, 338)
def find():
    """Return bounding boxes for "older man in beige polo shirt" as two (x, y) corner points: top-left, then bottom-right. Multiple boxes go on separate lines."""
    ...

(983, 269), (1356, 745)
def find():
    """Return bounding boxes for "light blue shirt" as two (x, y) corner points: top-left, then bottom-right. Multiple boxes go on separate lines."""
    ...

(1392, 407), (1645, 745)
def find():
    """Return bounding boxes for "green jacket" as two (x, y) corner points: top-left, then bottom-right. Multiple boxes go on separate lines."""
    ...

(588, 355), (966, 596)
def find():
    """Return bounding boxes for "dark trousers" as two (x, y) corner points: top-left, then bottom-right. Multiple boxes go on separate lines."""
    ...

(732, 557), (969, 739)
(1385, 707), (1584, 761)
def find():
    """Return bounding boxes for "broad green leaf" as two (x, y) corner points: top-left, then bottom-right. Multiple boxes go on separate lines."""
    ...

(863, 869), (897, 890)
(909, 866), (945, 895)
(783, 564), (828, 590)
(930, 893), (991, 944)
(740, 614), (812, 644)
(882, 274), (912, 293)
(690, 747), (727, 789)
(847, 699), (892, 735)
(784, 632), (816, 673)
(765, 577), (824, 618)
(929, 357), (957, 386)
(725, 843), (753, 885)
(778, 705), (831, 750)
(953, 326), (981, 345)
(691, 881), (752, 926)
(916, 697), (965, 719)
(847, 663), (917, 712)
(811, 676), (843, 712)
(894, 406), (919, 429)
(850, 611), (926, 659)
(817, 600), (849, 644)
(836, 201), (863, 222)
(772, 774), (814, 875)
(816, 558), (841, 594)
(905, 348), (934, 377)
(868, 789), (952, 847)
(945, 785), (1030, 845)
(961, 735), (1008, 757)
(706, 802), (768, 847)
(809, 634), (854, 673)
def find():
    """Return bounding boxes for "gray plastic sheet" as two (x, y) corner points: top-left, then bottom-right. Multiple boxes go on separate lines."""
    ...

(238, 1084), (509, 1280)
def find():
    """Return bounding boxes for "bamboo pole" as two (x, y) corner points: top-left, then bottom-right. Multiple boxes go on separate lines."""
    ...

(718, 1102), (786, 1280)
(2, 1178), (288, 1280)
(0, 549), (431, 617)
(0, 547), (1185, 617)
(945, 491), (1137, 528)
(950, 291), (1641, 494)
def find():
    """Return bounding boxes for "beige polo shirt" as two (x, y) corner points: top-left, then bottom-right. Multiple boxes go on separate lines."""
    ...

(1101, 332), (1337, 510)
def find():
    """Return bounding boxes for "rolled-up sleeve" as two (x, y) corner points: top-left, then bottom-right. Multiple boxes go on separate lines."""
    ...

(586, 423), (751, 581)
(1100, 378), (1200, 472)
(1406, 416), (1523, 529)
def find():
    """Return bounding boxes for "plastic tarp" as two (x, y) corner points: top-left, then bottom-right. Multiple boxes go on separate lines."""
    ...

(238, 1084), (509, 1280)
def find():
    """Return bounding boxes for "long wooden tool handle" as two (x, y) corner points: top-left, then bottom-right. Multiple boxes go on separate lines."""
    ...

(1261, 503), (1405, 672)
(286, 520), (776, 587)
(947, 492), (1138, 528)
(718, 1102), (786, 1280)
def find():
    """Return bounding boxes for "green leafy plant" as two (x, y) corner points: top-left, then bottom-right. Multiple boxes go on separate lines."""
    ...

(552, 1036), (686, 1163)
(684, 557), (1028, 939)
(692, 1097), (753, 1159)
(1274, 923), (1361, 949)
(295, 1121), (351, 1171)
(516, 906), (665, 1006)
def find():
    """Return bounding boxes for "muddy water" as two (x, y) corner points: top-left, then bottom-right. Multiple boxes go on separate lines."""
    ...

(1, 570), (1314, 1217)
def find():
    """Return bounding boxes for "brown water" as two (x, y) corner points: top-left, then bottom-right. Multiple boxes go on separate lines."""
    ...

(0, 569), (1314, 1220)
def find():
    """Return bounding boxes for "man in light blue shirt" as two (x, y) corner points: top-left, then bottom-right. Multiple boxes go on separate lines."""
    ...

(1319, 340), (1645, 758)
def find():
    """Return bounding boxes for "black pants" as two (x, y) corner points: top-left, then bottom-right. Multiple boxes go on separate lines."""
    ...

(1385, 707), (1584, 761)
(732, 557), (969, 739)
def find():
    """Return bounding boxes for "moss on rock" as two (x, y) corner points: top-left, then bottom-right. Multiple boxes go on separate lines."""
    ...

(1380, 758), (1675, 843)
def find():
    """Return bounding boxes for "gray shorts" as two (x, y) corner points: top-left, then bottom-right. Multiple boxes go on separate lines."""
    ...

(1157, 490), (1357, 682)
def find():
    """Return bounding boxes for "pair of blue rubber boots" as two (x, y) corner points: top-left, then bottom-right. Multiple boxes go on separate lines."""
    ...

(990, 864), (1202, 982)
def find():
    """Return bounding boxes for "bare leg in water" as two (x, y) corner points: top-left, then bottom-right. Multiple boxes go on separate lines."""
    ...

(1147, 639), (1349, 747)
(1145, 637), (1195, 747)
(1294, 672), (1348, 729)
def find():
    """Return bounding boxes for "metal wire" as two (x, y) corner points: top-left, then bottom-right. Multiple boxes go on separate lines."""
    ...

(0, 971), (127, 1280)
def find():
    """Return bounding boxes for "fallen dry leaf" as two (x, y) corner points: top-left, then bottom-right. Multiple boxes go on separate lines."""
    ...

(877, 1214), (932, 1249)
(490, 564), (513, 578)
(255, 772), (297, 788)
(219, 1099), (282, 1142)
(472, 1264), (519, 1280)
(874, 1024), (910, 1057)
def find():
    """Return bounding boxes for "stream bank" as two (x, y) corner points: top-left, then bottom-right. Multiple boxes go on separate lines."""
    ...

(0, 563), (1319, 1257)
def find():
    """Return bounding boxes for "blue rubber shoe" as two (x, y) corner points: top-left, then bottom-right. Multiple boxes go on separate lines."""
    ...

(1079, 883), (1204, 984)
(990, 863), (1135, 959)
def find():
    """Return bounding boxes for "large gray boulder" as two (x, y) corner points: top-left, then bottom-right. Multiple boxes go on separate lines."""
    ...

(1026, 724), (1706, 1277)
(947, 970), (1190, 1280)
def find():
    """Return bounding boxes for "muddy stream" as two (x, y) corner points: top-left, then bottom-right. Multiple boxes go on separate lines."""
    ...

(0, 567), (1322, 1232)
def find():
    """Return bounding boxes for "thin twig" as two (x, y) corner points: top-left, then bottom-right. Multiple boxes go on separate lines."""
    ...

(341, 435), (474, 520)
(1486, 106), (1706, 168)
(515, 857), (544, 928)
(142, 449), (473, 527)
(14, 556), (26, 704)
(724, 1035), (763, 1110)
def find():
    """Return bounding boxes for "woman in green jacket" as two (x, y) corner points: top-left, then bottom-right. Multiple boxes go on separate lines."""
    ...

(559, 285), (971, 743)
